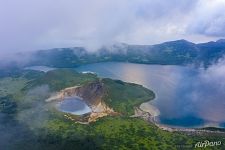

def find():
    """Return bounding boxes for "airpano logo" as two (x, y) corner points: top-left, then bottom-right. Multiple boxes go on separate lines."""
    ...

(195, 140), (221, 148)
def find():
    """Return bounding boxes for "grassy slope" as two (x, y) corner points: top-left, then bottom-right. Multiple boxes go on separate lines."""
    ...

(24, 69), (98, 91)
(102, 78), (155, 115)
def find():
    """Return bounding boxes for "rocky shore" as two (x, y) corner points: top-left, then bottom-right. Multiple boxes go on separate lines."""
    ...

(133, 103), (225, 136)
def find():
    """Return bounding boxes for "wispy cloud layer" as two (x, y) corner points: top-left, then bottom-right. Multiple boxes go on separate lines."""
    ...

(191, 58), (225, 123)
(0, 0), (225, 53)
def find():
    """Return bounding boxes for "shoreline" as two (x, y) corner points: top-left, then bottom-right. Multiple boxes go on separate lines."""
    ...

(135, 102), (225, 135)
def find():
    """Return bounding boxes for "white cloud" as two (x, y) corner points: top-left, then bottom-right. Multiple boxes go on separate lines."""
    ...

(188, 0), (225, 37)
(192, 58), (225, 122)
(0, 0), (224, 53)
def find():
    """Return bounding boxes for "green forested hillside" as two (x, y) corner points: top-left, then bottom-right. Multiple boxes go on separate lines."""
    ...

(24, 39), (225, 68)
(0, 69), (224, 150)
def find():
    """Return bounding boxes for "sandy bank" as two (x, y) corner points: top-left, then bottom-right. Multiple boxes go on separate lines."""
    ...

(136, 101), (225, 135)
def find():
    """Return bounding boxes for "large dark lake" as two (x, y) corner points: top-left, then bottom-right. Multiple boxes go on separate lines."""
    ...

(76, 62), (225, 128)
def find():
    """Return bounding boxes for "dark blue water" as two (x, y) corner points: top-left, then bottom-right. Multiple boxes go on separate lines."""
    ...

(76, 62), (225, 128)
(57, 97), (91, 115)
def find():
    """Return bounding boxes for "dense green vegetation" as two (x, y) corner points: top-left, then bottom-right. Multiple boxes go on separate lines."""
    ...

(102, 79), (155, 115)
(25, 69), (98, 91)
(0, 69), (224, 150)
(28, 117), (225, 150)
(0, 77), (28, 97)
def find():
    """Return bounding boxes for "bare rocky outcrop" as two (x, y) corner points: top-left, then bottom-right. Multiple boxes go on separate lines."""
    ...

(46, 80), (117, 123)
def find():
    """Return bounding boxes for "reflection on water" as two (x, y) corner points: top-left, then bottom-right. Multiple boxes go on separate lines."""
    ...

(57, 97), (91, 115)
(76, 62), (225, 128)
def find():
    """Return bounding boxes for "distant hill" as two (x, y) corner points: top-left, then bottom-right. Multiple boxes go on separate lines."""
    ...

(12, 39), (225, 68)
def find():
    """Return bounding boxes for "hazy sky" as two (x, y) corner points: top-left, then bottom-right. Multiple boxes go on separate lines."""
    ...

(0, 0), (225, 53)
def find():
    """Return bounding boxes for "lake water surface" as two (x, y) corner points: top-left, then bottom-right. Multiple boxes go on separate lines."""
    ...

(57, 97), (91, 115)
(25, 66), (55, 72)
(76, 62), (225, 128)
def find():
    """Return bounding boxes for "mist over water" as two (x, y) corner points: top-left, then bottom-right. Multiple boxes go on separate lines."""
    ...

(76, 61), (225, 128)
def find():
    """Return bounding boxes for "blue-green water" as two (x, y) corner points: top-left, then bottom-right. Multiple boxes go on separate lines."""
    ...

(57, 97), (91, 115)
(76, 62), (225, 128)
